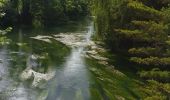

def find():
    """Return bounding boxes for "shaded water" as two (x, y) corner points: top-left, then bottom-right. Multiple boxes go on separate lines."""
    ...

(0, 19), (144, 100)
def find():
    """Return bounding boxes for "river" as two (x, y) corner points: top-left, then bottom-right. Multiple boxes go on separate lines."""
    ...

(0, 18), (142, 100)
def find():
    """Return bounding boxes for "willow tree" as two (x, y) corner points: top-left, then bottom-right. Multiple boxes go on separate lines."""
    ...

(92, 0), (125, 44)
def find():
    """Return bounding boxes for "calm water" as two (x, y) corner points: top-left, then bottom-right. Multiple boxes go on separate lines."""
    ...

(0, 19), (143, 100)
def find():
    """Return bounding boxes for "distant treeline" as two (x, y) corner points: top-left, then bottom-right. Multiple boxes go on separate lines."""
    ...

(0, 0), (90, 27)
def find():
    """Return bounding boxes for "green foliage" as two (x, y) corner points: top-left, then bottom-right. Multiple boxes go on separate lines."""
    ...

(0, 1), (12, 46)
(140, 0), (170, 10)
(132, 21), (168, 33)
(92, 0), (124, 39)
(144, 95), (167, 100)
(0, 25), (12, 45)
(30, 0), (45, 28)
(64, 0), (89, 17)
(143, 80), (170, 99)
(130, 57), (170, 66)
(128, 47), (160, 57)
(139, 68), (170, 82)
(1, 0), (90, 27)
(115, 29), (149, 41)
(43, 0), (65, 25)
(127, 1), (164, 21)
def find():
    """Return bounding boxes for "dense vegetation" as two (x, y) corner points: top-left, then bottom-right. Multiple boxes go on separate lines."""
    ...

(0, 0), (90, 27)
(0, 1), (11, 45)
(93, 0), (170, 99)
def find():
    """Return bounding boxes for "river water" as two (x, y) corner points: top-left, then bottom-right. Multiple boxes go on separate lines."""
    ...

(0, 19), (142, 100)
(46, 21), (94, 100)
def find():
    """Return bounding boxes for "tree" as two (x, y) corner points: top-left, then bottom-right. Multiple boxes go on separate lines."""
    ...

(93, 0), (170, 99)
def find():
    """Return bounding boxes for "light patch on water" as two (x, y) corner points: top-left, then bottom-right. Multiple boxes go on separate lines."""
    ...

(0, 47), (11, 94)
(46, 22), (94, 100)
(0, 47), (31, 100)
(8, 84), (29, 100)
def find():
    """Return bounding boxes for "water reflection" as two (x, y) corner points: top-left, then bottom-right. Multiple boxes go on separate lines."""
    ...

(47, 22), (94, 100)
(0, 46), (10, 93)
(0, 47), (33, 100)
(47, 48), (89, 100)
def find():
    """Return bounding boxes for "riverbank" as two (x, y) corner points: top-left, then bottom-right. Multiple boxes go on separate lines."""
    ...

(84, 41), (148, 99)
